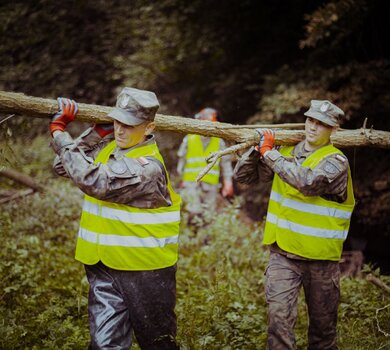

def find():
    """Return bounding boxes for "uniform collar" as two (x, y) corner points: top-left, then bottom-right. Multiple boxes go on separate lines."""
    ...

(293, 140), (311, 160)
(294, 139), (333, 162)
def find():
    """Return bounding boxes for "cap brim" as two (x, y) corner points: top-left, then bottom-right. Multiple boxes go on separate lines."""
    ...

(108, 108), (144, 126)
(304, 111), (336, 126)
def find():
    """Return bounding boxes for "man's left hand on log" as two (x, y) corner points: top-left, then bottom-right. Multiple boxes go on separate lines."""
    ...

(49, 97), (78, 136)
(255, 128), (275, 156)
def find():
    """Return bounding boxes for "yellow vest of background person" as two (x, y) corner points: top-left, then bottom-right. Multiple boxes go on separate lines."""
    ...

(263, 145), (355, 261)
(75, 140), (181, 270)
(183, 135), (221, 185)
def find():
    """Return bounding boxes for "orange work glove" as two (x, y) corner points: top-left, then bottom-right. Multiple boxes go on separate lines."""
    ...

(93, 123), (114, 138)
(255, 129), (275, 156)
(49, 97), (78, 136)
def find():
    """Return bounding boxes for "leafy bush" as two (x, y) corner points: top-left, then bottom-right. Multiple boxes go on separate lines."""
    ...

(0, 182), (89, 349)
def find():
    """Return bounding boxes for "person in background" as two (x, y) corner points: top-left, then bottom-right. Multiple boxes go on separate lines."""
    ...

(234, 100), (355, 350)
(50, 87), (181, 349)
(176, 107), (234, 225)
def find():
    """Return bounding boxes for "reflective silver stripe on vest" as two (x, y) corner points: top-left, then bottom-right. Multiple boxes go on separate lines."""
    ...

(78, 227), (179, 247)
(266, 212), (348, 240)
(83, 201), (180, 224)
(270, 191), (352, 219)
(183, 167), (219, 175)
(186, 157), (206, 163)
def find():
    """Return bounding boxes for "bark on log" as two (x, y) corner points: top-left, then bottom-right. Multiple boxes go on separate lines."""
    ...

(1, 90), (390, 149)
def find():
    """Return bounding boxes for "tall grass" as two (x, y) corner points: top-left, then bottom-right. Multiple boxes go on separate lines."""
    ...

(0, 136), (389, 349)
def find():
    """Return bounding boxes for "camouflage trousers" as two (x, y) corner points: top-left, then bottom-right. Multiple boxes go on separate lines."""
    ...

(85, 262), (178, 350)
(180, 182), (219, 226)
(265, 251), (340, 350)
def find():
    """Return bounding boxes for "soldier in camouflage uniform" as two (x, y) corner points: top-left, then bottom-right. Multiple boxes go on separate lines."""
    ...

(234, 100), (355, 350)
(50, 87), (181, 349)
(177, 108), (234, 225)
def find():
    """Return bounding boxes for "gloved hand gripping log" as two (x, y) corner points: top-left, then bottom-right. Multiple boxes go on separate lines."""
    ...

(49, 98), (78, 135)
(49, 97), (113, 137)
(255, 128), (276, 156)
(196, 128), (276, 182)
(48, 98), (276, 186)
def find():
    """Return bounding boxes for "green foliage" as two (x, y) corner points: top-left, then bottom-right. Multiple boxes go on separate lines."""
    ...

(0, 135), (54, 185)
(0, 0), (137, 104)
(338, 275), (390, 349)
(250, 59), (389, 127)
(0, 178), (89, 349)
(300, 0), (368, 49)
(0, 136), (89, 348)
(0, 0), (387, 126)
(177, 205), (268, 349)
(0, 123), (16, 171)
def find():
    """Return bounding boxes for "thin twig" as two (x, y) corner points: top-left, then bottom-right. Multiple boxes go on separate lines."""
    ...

(360, 117), (374, 140)
(196, 141), (255, 182)
(362, 117), (368, 130)
(375, 304), (390, 337)
(0, 114), (15, 125)
(0, 188), (34, 204)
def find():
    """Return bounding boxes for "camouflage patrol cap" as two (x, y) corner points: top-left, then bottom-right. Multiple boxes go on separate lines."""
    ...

(304, 100), (345, 126)
(108, 87), (160, 126)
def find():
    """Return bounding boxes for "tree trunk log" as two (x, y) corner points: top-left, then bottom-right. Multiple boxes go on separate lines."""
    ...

(0, 168), (44, 192)
(366, 273), (390, 294)
(1, 90), (389, 149)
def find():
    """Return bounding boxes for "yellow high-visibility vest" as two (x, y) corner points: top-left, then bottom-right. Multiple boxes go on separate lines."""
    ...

(263, 145), (355, 261)
(182, 135), (221, 185)
(75, 140), (181, 270)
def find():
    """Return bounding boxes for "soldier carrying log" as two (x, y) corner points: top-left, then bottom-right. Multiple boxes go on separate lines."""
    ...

(234, 100), (356, 350)
(49, 87), (181, 349)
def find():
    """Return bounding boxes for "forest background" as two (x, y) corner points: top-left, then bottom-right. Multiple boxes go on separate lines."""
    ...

(0, 0), (389, 349)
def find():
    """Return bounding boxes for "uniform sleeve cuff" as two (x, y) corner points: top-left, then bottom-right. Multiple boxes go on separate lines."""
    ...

(263, 149), (282, 169)
(51, 132), (74, 154)
(248, 146), (260, 157)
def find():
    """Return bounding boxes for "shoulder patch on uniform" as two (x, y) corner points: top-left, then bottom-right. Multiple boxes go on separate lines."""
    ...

(324, 161), (339, 174)
(137, 157), (149, 166)
(335, 154), (346, 162)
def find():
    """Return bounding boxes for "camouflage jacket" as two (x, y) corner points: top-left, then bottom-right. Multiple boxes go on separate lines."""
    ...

(233, 140), (349, 203)
(52, 128), (172, 209)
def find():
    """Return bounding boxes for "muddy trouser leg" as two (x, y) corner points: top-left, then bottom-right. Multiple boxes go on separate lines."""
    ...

(265, 252), (302, 350)
(120, 265), (178, 349)
(85, 262), (133, 350)
(201, 186), (218, 221)
(85, 262), (178, 350)
(180, 184), (203, 226)
(302, 261), (340, 350)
